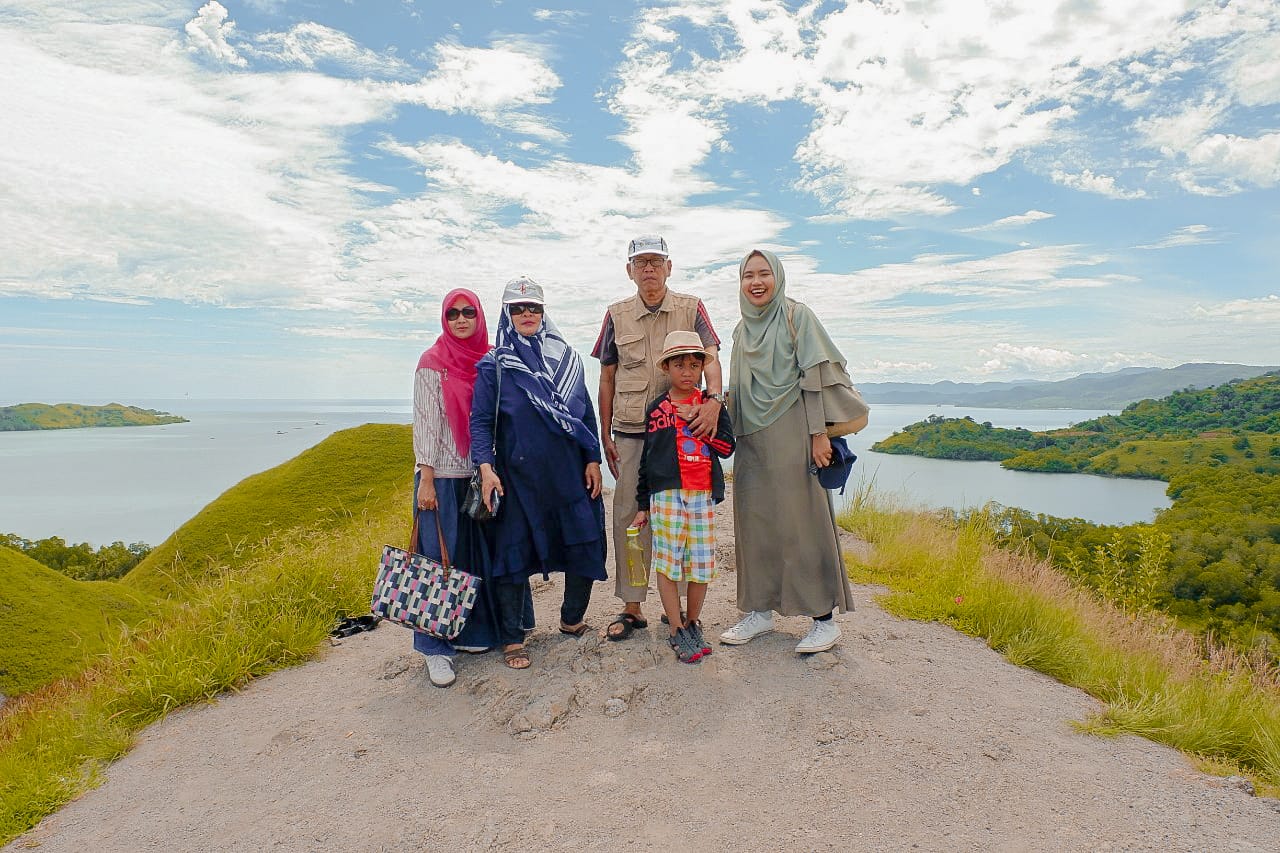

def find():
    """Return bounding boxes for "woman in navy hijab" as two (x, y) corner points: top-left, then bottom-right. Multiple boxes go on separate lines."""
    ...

(470, 276), (607, 669)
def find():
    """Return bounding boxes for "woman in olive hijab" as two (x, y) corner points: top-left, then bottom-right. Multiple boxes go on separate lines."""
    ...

(721, 248), (864, 654)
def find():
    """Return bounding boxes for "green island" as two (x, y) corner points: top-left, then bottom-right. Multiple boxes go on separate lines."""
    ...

(872, 373), (1280, 650)
(2, 419), (1278, 841)
(0, 403), (187, 431)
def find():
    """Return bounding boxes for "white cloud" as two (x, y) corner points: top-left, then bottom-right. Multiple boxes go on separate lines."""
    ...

(1050, 168), (1149, 200)
(1193, 294), (1280, 322)
(532, 9), (584, 23)
(1226, 30), (1280, 107)
(392, 41), (563, 138)
(962, 210), (1055, 232)
(250, 22), (413, 76)
(184, 1), (246, 67)
(0, 21), (388, 308)
(1134, 224), (1218, 250)
(976, 344), (1091, 374)
(867, 359), (936, 375)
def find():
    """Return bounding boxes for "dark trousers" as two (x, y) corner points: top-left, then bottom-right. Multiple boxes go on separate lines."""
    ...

(493, 579), (532, 646)
(561, 573), (594, 626)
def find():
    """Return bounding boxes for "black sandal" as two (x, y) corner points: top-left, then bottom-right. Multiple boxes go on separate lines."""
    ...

(559, 622), (593, 637)
(659, 610), (686, 626)
(606, 612), (649, 641)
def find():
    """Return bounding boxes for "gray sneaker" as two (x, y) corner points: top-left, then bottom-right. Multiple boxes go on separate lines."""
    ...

(669, 628), (703, 664)
(686, 619), (711, 655)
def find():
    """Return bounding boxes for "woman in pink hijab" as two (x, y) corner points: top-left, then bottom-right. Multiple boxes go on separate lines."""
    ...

(411, 288), (532, 687)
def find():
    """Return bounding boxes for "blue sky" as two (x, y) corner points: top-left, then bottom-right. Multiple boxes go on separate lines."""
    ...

(1, 0), (1278, 402)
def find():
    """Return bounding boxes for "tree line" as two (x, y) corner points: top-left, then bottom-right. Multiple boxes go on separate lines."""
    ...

(2, 534), (151, 581)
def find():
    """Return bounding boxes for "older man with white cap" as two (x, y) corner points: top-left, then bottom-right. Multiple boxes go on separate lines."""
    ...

(591, 235), (723, 642)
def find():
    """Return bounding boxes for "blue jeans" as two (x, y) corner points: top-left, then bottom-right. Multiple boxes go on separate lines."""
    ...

(411, 472), (464, 658)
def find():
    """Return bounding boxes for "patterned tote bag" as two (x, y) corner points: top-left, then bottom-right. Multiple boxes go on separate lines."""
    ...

(371, 513), (480, 640)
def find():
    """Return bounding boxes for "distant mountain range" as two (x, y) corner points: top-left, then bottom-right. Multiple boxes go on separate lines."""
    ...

(858, 363), (1280, 409)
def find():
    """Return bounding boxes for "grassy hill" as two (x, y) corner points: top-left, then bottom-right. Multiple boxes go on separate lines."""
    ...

(1, 424), (412, 843)
(0, 403), (186, 431)
(0, 548), (154, 697)
(122, 423), (414, 596)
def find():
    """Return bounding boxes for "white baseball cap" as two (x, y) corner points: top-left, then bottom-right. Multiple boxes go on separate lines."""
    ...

(627, 235), (669, 259)
(501, 275), (546, 305)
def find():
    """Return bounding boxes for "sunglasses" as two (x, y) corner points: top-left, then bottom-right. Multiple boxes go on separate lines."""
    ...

(508, 303), (544, 316)
(445, 306), (478, 321)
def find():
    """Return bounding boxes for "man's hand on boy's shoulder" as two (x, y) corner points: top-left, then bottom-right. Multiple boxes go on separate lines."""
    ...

(682, 396), (722, 439)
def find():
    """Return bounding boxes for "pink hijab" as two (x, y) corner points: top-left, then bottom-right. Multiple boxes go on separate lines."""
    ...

(417, 288), (489, 457)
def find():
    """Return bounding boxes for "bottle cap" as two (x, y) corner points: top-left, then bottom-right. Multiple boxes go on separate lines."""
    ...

(626, 526), (640, 536)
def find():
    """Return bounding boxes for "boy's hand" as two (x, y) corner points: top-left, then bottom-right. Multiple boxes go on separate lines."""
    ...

(630, 511), (648, 528)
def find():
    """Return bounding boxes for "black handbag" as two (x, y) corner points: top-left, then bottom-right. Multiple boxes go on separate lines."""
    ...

(464, 361), (502, 522)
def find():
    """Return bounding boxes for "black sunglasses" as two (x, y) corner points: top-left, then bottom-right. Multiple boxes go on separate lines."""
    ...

(445, 306), (478, 321)
(508, 303), (544, 316)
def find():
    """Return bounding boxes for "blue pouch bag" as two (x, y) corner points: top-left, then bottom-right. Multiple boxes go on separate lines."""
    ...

(810, 436), (857, 494)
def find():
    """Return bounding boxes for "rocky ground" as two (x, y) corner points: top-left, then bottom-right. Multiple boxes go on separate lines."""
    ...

(9, 491), (1280, 852)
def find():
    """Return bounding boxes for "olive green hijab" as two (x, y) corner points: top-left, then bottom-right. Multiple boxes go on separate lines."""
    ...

(728, 249), (847, 436)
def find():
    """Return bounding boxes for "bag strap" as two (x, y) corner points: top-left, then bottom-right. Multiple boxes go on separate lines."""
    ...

(408, 508), (452, 572)
(434, 512), (451, 569)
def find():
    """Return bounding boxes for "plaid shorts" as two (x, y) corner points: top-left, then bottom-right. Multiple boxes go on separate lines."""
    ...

(649, 489), (716, 584)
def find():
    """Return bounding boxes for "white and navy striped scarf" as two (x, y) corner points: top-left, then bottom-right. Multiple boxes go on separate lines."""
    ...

(493, 309), (598, 452)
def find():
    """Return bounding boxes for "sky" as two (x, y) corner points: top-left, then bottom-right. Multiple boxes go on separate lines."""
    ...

(1, 0), (1278, 402)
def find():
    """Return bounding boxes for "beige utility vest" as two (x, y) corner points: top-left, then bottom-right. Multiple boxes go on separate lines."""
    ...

(608, 289), (702, 434)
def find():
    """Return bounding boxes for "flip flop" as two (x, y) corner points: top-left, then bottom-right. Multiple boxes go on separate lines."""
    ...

(606, 612), (649, 641)
(330, 614), (381, 638)
(559, 622), (593, 637)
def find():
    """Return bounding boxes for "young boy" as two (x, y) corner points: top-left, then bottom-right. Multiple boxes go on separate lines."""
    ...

(632, 330), (735, 664)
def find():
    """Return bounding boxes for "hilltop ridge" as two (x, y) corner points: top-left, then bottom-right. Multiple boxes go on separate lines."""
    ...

(860, 362), (1278, 408)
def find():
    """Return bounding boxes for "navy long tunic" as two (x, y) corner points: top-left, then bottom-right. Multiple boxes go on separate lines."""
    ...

(469, 354), (608, 582)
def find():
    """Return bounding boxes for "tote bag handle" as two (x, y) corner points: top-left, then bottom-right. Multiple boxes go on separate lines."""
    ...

(407, 510), (452, 573)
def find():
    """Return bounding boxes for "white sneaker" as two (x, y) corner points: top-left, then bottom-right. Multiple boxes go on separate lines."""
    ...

(424, 654), (456, 687)
(719, 610), (775, 645)
(795, 619), (841, 654)
(453, 645), (490, 654)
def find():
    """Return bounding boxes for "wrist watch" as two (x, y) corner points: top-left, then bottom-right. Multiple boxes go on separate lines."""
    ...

(705, 392), (723, 403)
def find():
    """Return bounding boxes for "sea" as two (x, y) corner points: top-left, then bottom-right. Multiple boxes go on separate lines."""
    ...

(0, 399), (1171, 547)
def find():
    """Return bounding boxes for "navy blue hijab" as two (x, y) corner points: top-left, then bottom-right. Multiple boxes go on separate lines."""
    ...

(493, 306), (598, 452)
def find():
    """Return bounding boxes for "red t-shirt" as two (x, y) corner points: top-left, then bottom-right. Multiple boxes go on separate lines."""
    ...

(664, 391), (712, 492)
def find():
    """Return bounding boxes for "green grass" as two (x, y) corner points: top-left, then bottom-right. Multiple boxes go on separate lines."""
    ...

(840, 501), (1280, 795)
(0, 474), (409, 845)
(122, 423), (413, 596)
(0, 403), (186, 431)
(1089, 433), (1280, 479)
(0, 548), (155, 696)
(1, 423), (419, 845)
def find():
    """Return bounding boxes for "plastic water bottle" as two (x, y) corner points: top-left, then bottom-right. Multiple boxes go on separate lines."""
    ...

(625, 525), (647, 587)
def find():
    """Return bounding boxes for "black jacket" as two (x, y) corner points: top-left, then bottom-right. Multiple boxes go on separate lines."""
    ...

(636, 392), (735, 511)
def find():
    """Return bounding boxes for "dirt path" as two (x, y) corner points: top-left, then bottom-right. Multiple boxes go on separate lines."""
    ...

(10, 491), (1280, 852)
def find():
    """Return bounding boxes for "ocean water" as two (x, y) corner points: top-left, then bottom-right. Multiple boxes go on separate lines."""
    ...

(0, 400), (1170, 546)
